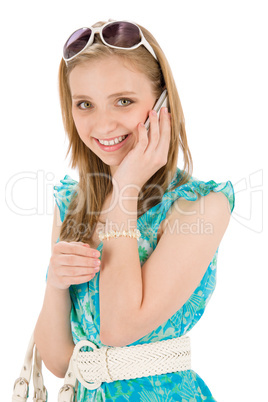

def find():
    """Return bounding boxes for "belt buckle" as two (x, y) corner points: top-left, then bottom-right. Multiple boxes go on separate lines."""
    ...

(72, 340), (103, 390)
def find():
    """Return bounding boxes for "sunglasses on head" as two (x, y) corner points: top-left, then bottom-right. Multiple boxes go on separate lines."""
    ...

(63, 20), (158, 63)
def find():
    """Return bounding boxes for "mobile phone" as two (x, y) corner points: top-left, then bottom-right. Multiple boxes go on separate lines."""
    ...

(144, 89), (169, 131)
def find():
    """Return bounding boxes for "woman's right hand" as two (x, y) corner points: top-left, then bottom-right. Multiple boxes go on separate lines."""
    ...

(47, 241), (101, 290)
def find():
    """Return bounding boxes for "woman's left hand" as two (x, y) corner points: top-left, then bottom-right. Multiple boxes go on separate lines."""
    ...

(113, 107), (171, 190)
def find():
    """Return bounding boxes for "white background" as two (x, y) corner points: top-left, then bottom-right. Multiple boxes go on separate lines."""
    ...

(1, 0), (267, 400)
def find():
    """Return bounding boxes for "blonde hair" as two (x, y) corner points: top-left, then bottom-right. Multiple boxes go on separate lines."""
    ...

(58, 21), (193, 244)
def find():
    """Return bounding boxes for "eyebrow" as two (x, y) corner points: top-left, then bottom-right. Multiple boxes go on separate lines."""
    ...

(72, 91), (138, 100)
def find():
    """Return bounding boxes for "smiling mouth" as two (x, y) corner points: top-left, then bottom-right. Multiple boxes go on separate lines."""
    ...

(97, 134), (128, 147)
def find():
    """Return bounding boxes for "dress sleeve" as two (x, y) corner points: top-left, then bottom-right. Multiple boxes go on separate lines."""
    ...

(46, 175), (78, 281)
(161, 176), (235, 221)
(137, 171), (235, 250)
(53, 175), (78, 223)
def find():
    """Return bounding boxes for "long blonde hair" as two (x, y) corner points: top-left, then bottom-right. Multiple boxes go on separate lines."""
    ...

(58, 21), (193, 244)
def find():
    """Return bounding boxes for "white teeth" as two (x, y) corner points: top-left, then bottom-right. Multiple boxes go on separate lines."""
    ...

(98, 135), (127, 146)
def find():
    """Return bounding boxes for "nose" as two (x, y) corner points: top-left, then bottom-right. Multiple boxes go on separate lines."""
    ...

(93, 109), (118, 138)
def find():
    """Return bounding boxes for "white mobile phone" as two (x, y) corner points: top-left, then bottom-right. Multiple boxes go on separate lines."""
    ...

(144, 89), (169, 131)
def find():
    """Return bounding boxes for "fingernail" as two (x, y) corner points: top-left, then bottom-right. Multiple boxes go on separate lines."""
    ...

(151, 110), (157, 116)
(164, 107), (168, 114)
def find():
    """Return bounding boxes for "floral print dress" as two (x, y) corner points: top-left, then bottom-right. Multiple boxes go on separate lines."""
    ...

(52, 167), (235, 401)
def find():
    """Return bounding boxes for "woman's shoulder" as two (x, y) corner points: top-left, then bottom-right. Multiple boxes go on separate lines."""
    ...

(53, 174), (78, 222)
(163, 167), (235, 215)
(158, 169), (234, 245)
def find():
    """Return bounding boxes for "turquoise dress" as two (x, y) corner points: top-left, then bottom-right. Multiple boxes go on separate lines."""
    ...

(53, 167), (235, 401)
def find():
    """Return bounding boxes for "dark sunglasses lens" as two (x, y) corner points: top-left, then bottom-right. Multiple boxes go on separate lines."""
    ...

(102, 22), (141, 48)
(63, 28), (92, 59)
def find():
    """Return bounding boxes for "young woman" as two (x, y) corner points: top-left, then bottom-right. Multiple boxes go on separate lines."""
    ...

(34, 20), (235, 401)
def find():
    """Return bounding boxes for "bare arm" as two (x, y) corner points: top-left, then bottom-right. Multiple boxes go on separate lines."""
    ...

(34, 203), (101, 378)
(100, 190), (231, 347)
(34, 283), (74, 378)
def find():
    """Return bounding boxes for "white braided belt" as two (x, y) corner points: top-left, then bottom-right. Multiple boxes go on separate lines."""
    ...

(69, 335), (191, 390)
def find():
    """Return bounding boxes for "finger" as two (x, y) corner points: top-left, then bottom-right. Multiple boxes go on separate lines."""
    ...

(157, 107), (171, 154)
(69, 275), (96, 285)
(147, 110), (160, 150)
(62, 274), (97, 287)
(56, 241), (100, 258)
(60, 254), (101, 268)
(135, 122), (149, 151)
(59, 266), (100, 277)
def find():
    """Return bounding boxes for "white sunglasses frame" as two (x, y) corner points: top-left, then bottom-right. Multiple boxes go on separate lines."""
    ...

(63, 20), (158, 64)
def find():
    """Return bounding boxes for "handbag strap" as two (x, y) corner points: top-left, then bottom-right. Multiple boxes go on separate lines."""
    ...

(12, 333), (48, 402)
(12, 334), (34, 402)
(12, 332), (77, 402)
(32, 347), (47, 402)
(58, 351), (77, 402)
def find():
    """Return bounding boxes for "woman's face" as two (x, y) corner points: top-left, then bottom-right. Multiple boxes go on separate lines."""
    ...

(69, 56), (157, 175)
